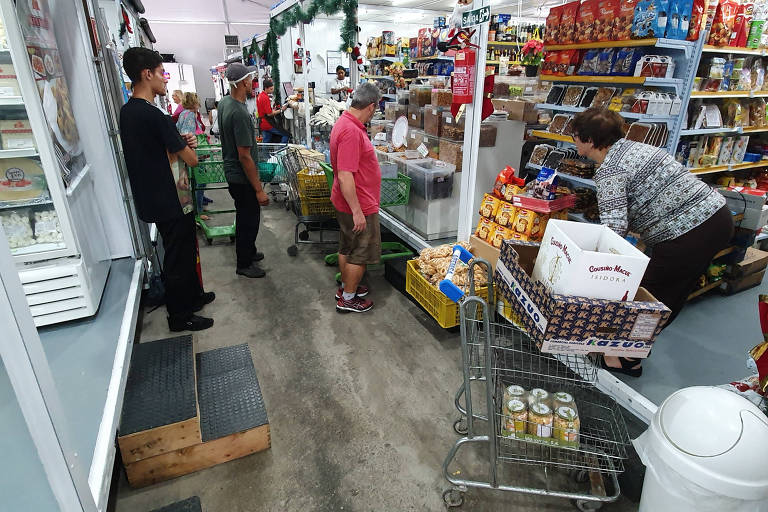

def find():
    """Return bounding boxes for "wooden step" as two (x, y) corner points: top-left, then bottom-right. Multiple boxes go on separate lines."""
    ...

(118, 336), (201, 464)
(125, 344), (270, 487)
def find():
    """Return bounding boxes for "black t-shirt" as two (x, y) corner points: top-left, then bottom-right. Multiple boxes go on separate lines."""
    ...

(119, 98), (187, 222)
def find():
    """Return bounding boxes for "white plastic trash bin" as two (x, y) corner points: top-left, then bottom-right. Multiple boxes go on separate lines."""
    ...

(634, 386), (768, 512)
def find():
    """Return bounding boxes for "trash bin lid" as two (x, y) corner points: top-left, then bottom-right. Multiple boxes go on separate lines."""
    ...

(656, 386), (768, 500)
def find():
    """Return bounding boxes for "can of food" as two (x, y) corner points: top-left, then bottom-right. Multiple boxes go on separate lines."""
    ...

(503, 384), (526, 404)
(553, 391), (575, 410)
(527, 402), (553, 438)
(528, 388), (550, 407)
(502, 399), (527, 438)
(553, 406), (580, 443)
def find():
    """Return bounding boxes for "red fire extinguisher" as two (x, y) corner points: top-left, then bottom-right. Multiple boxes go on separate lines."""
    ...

(452, 48), (476, 104)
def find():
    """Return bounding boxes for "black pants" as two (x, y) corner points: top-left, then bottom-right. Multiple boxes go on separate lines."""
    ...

(641, 206), (734, 328)
(155, 212), (203, 318)
(227, 182), (261, 268)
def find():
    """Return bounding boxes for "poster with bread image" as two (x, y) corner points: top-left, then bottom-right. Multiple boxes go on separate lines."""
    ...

(17, 0), (87, 188)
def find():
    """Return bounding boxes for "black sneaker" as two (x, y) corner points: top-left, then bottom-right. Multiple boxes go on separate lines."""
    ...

(236, 263), (266, 278)
(253, 251), (265, 262)
(192, 291), (216, 312)
(168, 314), (214, 332)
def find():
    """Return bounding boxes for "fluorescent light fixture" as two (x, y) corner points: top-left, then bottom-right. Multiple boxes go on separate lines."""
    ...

(391, 0), (411, 5)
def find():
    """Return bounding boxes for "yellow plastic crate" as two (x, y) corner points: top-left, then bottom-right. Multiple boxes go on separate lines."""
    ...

(299, 195), (336, 217)
(298, 168), (331, 197)
(405, 259), (488, 328)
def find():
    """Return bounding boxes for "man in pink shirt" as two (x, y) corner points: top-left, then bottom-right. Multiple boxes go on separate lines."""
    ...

(330, 82), (382, 313)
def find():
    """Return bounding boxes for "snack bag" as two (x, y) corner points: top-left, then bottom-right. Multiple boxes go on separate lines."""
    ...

(655, 0), (671, 36)
(495, 201), (517, 227)
(529, 212), (550, 242)
(576, 0), (600, 42)
(545, 6), (563, 44)
(489, 224), (514, 248)
(633, 0), (662, 37)
(708, 0), (740, 46)
(541, 51), (560, 75)
(748, 20), (764, 48)
(579, 49), (601, 75)
(493, 166), (520, 199)
(612, 47), (643, 75)
(597, 0), (619, 40)
(479, 193), (503, 219)
(595, 48), (617, 75)
(532, 167), (559, 200)
(737, 3), (754, 46)
(560, 0), (581, 44)
(475, 217), (495, 241)
(667, 0), (694, 38)
(512, 208), (537, 236)
(614, 0), (639, 39)
(687, 0), (707, 40)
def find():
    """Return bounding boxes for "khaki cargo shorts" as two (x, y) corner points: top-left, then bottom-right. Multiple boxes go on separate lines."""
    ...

(337, 211), (381, 266)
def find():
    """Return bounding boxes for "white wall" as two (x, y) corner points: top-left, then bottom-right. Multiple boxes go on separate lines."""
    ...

(150, 22), (266, 109)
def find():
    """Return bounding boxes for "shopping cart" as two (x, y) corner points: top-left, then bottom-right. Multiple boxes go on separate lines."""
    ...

(438, 246), (630, 511)
(255, 142), (289, 203)
(280, 145), (338, 256)
(190, 145), (236, 245)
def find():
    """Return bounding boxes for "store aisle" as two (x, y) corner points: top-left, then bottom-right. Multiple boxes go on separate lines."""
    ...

(115, 202), (638, 511)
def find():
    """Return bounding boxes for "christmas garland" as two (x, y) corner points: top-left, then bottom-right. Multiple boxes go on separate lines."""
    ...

(265, 0), (358, 103)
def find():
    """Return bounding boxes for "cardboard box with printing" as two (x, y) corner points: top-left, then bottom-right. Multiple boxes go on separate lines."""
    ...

(719, 187), (768, 231)
(532, 220), (650, 301)
(494, 240), (671, 357)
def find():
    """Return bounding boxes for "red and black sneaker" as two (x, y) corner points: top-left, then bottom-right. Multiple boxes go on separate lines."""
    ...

(336, 295), (374, 313)
(335, 285), (369, 300)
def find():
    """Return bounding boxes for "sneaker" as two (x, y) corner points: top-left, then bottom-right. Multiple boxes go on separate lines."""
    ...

(336, 295), (374, 313)
(202, 196), (214, 205)
(168, 314), (214, 332)
(253, 251), (265, 262)
(236, 263), (266, 278)
(335, 285), (369, 300)
(192, 291), (216, 312)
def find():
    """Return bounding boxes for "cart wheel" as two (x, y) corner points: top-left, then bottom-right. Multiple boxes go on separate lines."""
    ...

(287, 245), (298, 257)
(299, 230), (310, 241)
(442, 489), (464, 508)
(570, 469), (590, 484)
(205, 237), (213, 245)
(453, 417), (468, 435)
(573, 499), (602, 511)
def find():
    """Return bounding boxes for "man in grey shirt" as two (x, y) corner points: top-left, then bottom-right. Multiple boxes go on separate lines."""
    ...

(218, 63), (270, 278)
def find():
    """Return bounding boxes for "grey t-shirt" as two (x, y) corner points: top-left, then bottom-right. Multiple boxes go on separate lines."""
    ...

(217, 95), (258, 184)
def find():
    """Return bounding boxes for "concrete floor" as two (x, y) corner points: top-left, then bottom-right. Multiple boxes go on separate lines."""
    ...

(115, 197), (638, 512)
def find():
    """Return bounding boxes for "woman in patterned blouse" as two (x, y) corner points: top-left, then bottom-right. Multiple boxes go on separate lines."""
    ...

(570, 108), (733, 377)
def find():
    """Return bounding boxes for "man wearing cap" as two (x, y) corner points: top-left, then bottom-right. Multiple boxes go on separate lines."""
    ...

(218, 63), (270, 278)
(257, 79), (290, 143)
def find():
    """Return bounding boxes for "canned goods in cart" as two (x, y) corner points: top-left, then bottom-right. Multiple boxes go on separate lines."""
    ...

(527, 402), (553, 438)
(501, 399), (527, 438)
(553, 391), (575, 410)
(553, 406), (580, 443)
(503, 384), (526, 404)
(528, 388), (550, 407)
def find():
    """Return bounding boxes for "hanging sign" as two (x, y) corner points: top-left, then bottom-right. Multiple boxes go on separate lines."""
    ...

(461, 6), (491, 28)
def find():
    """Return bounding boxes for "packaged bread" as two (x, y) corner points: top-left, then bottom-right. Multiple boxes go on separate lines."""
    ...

(529, 212), (550, 242)
(489, 224), (514, 248)
(512, 208), (537, 236)
(479, 193), (502, 219)
(475, 217), (495, 241)
(495, 201), (517, 227)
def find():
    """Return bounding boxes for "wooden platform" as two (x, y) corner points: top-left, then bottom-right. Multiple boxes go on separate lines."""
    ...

(118, 340), (270, 487)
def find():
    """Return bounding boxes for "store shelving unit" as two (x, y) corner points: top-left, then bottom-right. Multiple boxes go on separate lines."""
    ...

(689, 161), (768, 174)
(530, 129), (574, 143)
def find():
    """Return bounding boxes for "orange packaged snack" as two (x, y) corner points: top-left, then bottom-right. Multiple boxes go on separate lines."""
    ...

(560, 0), (581, 44)
(489, 224), (514, 248)
(613, 0), (638, 41)
(545, 6), (563, 44)
(493, 166), (525, 201)
(596, 0), (619, 41)
(512, 208), (537, 236)
(479, 193), (502, 219)
(576, 0), (599, 43)
(708, 0), (740, 46)
(495, 201), (517, 227)
(475, 217), (495, 241)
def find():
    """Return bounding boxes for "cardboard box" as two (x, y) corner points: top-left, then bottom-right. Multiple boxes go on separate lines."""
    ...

(740, 206), (768, 231)
(470, 234), (501, 270)
(532, 220), (650, 301)
(492, 99), (536, 120)
(729, 247), (768, 278)
(721, 269), (766, 295)
(719, 187), (768, 211)
(494, 240), (671, 357)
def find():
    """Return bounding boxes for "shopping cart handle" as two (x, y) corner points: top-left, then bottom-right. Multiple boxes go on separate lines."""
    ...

(439, 245), (474, 303)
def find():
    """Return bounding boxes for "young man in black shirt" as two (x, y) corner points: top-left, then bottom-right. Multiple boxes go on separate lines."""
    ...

(218, 63), (270, 277)
(120, 47), (214, 332)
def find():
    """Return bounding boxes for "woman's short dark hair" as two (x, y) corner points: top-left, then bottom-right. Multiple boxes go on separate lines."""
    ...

(336, 65), (345, 73)
(571, 108), (625, 149)
(123, 47), (163, 85)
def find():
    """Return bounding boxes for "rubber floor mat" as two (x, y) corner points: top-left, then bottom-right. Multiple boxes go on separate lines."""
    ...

(149, 496), (201, 512)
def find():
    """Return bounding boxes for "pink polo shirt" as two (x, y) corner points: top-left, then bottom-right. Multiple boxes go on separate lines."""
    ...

(330, 111), (381, 215)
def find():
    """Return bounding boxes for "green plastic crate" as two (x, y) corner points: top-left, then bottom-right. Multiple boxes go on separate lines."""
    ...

(321, 163), (411, 207)
(258, 162), (278, 183)
(192, 160), (226, 184)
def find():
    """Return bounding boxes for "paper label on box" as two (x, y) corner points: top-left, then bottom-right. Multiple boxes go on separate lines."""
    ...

(540, 338), (653, 357)
(374, 132), (387, 141)
(417, 143), (429, 157)
(496, 261), (548, 333)
(630, 312), (661, 340)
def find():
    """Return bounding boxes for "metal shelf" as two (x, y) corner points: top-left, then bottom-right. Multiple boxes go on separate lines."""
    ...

(525, 163), (597, 188)
(680, 127), (740, 136)
(702, 44), (766, 56)
(412, 55), (453, 61)
(688, 161), (768, 174)
(0, 148), (38, 158)
(690, 90), (768, 98)
(487, 41), (520, 46)
(530, 129), (574, 143)
(10, 241), (65, 256)
(0, 197), (52, 209)
(368, 56), (401, 62)
(540, 75), (683, 89)
(545, 38), (694, 51)
(0, 97), (23, 105)
(535, 103), (676, 122)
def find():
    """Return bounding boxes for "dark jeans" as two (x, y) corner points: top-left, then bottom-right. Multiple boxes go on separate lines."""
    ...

(227, 182), (261, 269)
(155, 212), (203, 318)
(641, 206), (734, 328)
(262, 127), (290, 143)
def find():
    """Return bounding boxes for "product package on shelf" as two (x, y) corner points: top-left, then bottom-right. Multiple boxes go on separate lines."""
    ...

(560, 1), (581, 44)
(576, 0), (599, 43)
(438, 139), (463, 172)
(409, 85), (432, 107)
(33, 208), (63, 244)
(431, 88), (452, 107)
(408, 105), (424, 129)
(441, 111), (465, 141)
(423, 105), (445, 136)
(544, 5), (563, 44)
(0, 120), (34, 150)
(406, 159), (455, 199)
(494, 239), (671, 357)
(0, 208), (34, 249)
(596, 0), (619, 41)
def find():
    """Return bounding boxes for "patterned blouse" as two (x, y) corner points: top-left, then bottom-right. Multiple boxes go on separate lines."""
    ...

(594, 138), (725, 247)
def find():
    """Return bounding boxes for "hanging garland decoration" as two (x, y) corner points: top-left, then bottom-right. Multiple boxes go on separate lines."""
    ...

(266, 0), (358, 103)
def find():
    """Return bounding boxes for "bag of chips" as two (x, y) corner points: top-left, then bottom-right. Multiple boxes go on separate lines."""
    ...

(596, 0), (619, 40)
(576, 0), (600, 42)
(687, 0), (707, 40)
(560, 0), (581, 44)
(708, 0), (740, 46)
(578, 49), (601, 75)
(614, 0), (639, 39)
(545, 6), (564, 44)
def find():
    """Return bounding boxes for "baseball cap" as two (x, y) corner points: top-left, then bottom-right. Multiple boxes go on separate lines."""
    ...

(225, 63), (254, 84)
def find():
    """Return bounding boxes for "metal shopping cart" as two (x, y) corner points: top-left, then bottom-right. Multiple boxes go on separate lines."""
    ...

(280, 145), (339, 256)
(255, 142), (289, 203)
(438, 246), (630, 511)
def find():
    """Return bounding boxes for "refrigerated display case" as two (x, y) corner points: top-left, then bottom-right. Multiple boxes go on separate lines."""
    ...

(0, 0), (132, 326)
